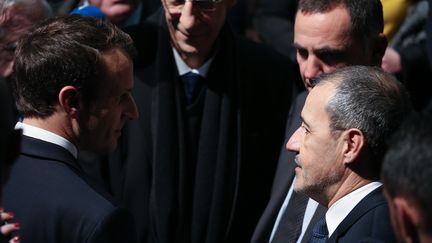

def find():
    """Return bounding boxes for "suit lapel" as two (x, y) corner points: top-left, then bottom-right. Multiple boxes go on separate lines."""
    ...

(328, 187), (386, 242)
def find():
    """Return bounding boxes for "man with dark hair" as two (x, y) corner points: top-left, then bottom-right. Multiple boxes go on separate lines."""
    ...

(287, 65), (411, 242)
(2, 15), (139, 243)
(252, 1), (388, 242)
(101, 0), (299, 242)
(382, 110), (432, 243)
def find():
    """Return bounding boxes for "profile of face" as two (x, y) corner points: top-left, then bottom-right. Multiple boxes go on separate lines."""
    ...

(293, 6), (372, 91)
(77, 48), (139, 154)
(88, 0), (139, 24)
(286, 83), (346, 203)
(161, 0), (234, 61)
(0, 10), (34, 78)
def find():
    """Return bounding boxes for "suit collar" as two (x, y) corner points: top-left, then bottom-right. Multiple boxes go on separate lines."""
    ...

(20, 135), (81, 171)
(328, 186), (386, 241)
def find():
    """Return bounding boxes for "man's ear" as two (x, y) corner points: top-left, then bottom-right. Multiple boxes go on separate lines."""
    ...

(342, 128), (364, 164)
(59, 86), (80, 118)
(393, 197), (421, 243)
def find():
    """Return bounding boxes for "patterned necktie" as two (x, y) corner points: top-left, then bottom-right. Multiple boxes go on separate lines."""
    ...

(181, 72), (202, 104)
(308, 216), (328, 243)
(272, 190), (309, 243)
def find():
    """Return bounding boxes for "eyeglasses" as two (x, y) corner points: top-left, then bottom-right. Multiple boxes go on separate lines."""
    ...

(165, 0), (222, 12)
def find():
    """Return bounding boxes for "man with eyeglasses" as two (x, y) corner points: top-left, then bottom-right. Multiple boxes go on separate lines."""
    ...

(96, 0), (300, 242)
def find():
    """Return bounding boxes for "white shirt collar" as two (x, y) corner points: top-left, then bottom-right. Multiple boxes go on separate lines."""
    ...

(325, 181), (382, 236)
(15, 122), (78, 159)
(172, 47), (214, 77)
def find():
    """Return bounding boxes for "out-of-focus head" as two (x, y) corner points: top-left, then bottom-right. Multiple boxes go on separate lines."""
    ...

(13, 15), (139, 154)
(161, 0), (236, 68)
(286, 66), (411, 205)
(294, 0), (387, 90)
(0, 0), (52, 78)
(382, 111), (432, 243)
(0, 78), (21, 192)
(88, 0), (140, 25)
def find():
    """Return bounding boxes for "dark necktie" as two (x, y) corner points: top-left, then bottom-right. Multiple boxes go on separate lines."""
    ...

(308, 216), (328, 243)
(181, 72), (202, 104)
(272, 190), (309, 243)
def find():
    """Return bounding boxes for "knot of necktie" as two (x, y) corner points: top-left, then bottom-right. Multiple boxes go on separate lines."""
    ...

(309, 216), (328, 243)
(181, 72), (202, 104)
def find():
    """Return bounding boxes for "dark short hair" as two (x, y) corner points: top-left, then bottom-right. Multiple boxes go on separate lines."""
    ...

(314, 66), (412, 177)
(297, 0), (384, 49)
(13, 14), (136, 118)
(382, 110), (432, 234)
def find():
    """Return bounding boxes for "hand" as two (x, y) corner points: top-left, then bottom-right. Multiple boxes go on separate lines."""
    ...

(381, 47), (402, 73)
(0, 208), (20, 243)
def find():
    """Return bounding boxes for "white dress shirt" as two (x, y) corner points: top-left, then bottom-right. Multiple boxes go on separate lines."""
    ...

(15, 122), (78, 159)
(325, 181), (382, 237)
(173, 47), (214, 78)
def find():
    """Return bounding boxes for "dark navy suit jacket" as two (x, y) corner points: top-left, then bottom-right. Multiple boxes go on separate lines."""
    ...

(327, 187), (396, 243)
(2, 135), (137, 243)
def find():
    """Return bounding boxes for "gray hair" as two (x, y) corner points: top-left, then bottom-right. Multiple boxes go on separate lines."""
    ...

(315, 66), (412, 164)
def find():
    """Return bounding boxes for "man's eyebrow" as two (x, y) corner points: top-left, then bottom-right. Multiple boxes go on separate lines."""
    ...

(314, 47), (347, 56)
(293, 43), (304, 50)
(300, 115), (310, 128)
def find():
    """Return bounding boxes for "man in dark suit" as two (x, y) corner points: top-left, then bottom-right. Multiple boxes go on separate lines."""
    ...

(251, 1), (388, 242)
(286, 65), (411, 242)
(2, 15), (139, 243)
(100, 0), (299, 242)
(382, 110), (432, 243)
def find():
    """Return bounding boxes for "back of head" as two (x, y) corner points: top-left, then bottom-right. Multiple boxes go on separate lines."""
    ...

(382, 110), (432, 236)
(12, 14), (136, 119)
(297, 0), (384, 48)
(314, 65), (412, 177)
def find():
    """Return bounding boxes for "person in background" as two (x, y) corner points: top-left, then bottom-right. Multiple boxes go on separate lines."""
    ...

(74, 0), (160, 26)
(0, 78), (21, 243)
(382, 109), (432, 243)
(94, 0), (300, 242)
(288, 65), (411, 242)
(1, 15), (139, 242)
(0, 0), (52, 79)
(381, 0), (431, 111)
(251, 1), (388, 243)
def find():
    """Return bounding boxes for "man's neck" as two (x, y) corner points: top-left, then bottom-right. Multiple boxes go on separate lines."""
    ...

(22, 115), (74, 144)
(327, 172), (373, 208)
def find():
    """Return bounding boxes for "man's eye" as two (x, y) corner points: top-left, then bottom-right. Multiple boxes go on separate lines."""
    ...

(297, 49), (308, 59)
(301, 125), (310, 134)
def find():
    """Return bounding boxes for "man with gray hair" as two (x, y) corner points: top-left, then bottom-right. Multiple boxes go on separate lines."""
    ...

(286, 65), (412, 242)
